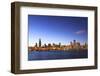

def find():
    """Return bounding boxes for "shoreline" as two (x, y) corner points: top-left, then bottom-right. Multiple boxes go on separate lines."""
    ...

(28, 49), (87, 52)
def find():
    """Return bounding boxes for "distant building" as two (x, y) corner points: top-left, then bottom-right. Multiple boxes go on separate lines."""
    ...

(76, 42), (80, 49)
(59, 42), (61, 47)
(48, 43), (51, 47)
(35, 43), (38, 47)
(53, 43), (55, 46)
(73, 40), (76, 45)
(70, 41), (72, 45)
(69, 40), (81, 49)
(39, 38), (41, 47)
(44, 44), (47, 47)
(70, 41), (73, 48)
(83, 42), (88, 49)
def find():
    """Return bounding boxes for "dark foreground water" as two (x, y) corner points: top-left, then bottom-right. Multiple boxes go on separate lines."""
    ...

(28, 50), (88, 61)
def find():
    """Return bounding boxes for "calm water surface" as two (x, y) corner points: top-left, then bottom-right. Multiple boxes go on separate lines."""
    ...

(28, 50), (88, 61)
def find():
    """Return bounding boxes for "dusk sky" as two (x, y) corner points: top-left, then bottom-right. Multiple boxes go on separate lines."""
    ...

(28, 15), (88, 46)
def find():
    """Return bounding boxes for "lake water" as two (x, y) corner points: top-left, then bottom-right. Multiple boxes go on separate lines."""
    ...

(28, 50), (88, 61)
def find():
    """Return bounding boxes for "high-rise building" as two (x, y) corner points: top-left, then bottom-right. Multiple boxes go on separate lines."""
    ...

(76, 42), (80, 49)
(73, 40), (77, 49)
(35, 43), (37, 47)
(44, 44), (47, 47)
(84, 42), (88, 48)
(59, 42), (61, 47)
(39, 38), (41, 47)
(73, 40), (76, 45)
(70, 41), (72, 45)
(53, 43), (55, 46)
(48, 43), (51, 47)
(70, 41), (73, 48)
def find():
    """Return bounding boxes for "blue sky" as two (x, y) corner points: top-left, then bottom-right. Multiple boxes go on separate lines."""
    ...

(28, 15), (88, 46)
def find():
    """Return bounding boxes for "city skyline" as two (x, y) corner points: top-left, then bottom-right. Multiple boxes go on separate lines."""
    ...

(28, 39), (88, 51)
(32, 38), (87, 47)
(28, 15), (88, 46)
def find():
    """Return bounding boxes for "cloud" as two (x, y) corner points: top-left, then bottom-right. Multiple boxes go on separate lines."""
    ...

(75, 30), (86, 34)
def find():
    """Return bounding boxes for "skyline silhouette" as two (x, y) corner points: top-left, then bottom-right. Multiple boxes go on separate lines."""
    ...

(28, 39), (88, 52)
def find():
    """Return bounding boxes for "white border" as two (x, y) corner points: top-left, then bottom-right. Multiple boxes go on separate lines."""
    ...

(20, 7), (95, 70)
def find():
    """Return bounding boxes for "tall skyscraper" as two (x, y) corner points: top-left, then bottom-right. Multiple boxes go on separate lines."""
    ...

(35, 43), (37, 47)
(73, 40), (76, 45)
(73, 40), (76, 49)
(70, 41), (73, 48)
(39, 38), (41, 47)
(59, 42), (61, 47)
(84, 42), (88, 48)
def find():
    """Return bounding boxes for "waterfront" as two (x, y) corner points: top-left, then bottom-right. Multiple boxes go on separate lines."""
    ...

(28, 15), (88, 61)
(29, 39), (88, 51)
(28, 50), (88, 60)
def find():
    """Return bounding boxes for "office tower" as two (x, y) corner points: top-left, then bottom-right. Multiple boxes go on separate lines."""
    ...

(48, 43), (51, 47)
(44, 44), (47, 47)
(84, 42), (88, 48)
(35, 43), (37, 47)
(59, 42), (61, 47)
(39, 38), (41, 47)
(70, 41), (73, 48)
(73, 40), (76, 45)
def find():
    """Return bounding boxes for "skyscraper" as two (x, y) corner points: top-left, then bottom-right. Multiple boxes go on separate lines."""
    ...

(73, 40), (76, 45)
(39, 38), (41, 47)
(35, 43), (38, 47)
(59, 42), (61, 47)
(73, 40), (76, 49)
